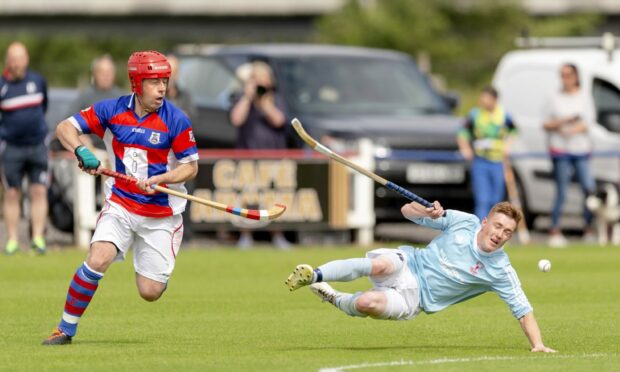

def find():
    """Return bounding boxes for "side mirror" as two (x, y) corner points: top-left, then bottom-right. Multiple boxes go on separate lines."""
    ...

(442, 92), (460, 111)
(598, 111), (620, 134)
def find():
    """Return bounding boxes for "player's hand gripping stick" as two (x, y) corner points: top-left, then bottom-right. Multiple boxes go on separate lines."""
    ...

(75, 145), (101, 170)
(99, 168), (286, 221)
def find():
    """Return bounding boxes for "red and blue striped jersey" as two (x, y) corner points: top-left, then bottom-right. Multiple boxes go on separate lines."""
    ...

(0, 70), (48, 145)
(68, 94), (199, 218)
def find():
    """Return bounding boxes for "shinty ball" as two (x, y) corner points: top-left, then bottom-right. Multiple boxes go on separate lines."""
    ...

(538, 259), (551, 272)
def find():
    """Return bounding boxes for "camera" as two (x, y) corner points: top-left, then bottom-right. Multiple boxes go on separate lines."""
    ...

(256, 85), (270, 97)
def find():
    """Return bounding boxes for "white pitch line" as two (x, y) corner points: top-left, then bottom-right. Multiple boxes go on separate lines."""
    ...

(318, 353), (611, 372)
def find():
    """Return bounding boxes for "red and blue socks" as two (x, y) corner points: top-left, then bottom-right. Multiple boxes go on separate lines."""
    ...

(58, 262), (104, 337)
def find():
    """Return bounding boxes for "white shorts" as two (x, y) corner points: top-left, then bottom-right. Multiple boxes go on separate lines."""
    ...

(91, 200), (184, 283)
(366, 248), (422, 321)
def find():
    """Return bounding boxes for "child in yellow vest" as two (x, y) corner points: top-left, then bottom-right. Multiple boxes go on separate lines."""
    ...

(457, 86), (518, 220)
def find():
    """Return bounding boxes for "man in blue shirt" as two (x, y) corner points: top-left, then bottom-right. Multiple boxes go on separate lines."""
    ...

(0, 41), (49, 255)
(286, 201), (555, 353)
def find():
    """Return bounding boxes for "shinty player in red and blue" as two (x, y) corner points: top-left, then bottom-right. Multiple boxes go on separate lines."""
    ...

(42, 51), (198, 345)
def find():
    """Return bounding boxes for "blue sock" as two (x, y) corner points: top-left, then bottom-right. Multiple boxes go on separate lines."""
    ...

(314, 258), (372, 282)
(58, 262), (103, 337)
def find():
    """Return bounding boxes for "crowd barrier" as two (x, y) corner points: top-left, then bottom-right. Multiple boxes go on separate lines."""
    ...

(69, 146), (620, 248)
(73, 142), (376, 248)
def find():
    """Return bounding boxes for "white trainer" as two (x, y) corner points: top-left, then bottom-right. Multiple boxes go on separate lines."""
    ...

(285, 264), (314, 291)
(548, 234), (568, 248)
(309, 282), (339, 305)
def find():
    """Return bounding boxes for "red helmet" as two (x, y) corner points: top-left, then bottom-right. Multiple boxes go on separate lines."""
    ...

(127, 51), (171, 96)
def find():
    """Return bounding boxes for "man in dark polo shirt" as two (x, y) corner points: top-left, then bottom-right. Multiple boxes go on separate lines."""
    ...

(0, 41), (49, 255)
(229, 61), (290, 249)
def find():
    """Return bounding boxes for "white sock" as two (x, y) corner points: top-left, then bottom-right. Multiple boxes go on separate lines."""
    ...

(316, 258), (372, 282)
(335, 292), (367, 317)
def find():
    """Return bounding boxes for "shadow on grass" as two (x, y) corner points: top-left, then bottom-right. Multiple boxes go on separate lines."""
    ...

(71, 339), (147, 345)
(282, 344), (523, 352)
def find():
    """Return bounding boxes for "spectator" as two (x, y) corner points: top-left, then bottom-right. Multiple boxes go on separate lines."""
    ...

(457, 86), (517, 220)
(70, 54), (125, 149)
(543, 63), (596, 248)
(166, 53), (196, 240)
(71, 54), (124, 111)
(165, 54), (195, 118)
(229, 61), (290, 250)
(0, 41), (49, 254)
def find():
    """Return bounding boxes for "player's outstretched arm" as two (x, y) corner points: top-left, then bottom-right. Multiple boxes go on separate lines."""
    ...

(401, 200), (444, 220)
(519, 311), (556, 353)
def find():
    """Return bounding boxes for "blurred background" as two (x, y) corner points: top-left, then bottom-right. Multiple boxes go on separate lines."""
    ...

(0, 0), (608, 101)
(1, 0), (620, 249)
(0, 0), (607, 104)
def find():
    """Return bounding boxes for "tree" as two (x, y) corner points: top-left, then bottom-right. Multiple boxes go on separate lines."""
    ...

(0, 34), (174, 87)
(315, 0), (601, 90)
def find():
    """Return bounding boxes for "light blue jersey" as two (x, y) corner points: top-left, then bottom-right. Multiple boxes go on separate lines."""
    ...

(400, 210), (532, 319)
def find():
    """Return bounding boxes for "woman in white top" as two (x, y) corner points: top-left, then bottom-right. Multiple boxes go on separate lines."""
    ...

(543, 63), (596, 247)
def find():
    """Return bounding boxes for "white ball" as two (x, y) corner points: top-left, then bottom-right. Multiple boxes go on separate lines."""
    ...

(538, 259), (551, 272)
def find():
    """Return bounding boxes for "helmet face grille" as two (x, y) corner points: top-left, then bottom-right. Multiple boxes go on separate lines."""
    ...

(127, 50), (171, 95)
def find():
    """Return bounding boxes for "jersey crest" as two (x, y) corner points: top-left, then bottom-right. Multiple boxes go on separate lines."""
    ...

(149, 132), (161, 145)
(469, 261), (485, 276)
(26, 81), (37, 94)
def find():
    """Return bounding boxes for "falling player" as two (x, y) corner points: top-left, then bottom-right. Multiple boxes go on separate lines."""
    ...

(286, 201), (556, 353)
(42, 51), (198, 345)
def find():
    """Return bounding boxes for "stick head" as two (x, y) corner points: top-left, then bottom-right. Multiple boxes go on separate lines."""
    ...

(291, 118), (317, 148)
(291, 118), (302, 130)
(231, 203), (286, 228)
(268, 203), (287, 220)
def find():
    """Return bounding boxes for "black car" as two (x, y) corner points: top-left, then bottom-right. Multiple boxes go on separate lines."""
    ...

(45, 88), (79, 232)
(175, 44), (471, 221)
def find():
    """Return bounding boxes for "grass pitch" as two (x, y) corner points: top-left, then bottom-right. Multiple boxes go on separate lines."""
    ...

(0, 244), (618, 371)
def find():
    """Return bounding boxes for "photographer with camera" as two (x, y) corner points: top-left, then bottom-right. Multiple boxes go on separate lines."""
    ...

(543, 63), (596, 247)
(229, 61), (290, 249)
(230, 61), (286, 149)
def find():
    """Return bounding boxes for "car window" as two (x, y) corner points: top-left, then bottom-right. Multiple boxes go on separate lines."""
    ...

(277, 56), (447, 116)
(46, 88), (78, 132)
(177, 57), (240, 109)
(592, 78), (620, 134)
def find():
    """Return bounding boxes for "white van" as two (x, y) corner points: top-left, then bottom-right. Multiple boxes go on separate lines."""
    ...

(493, 36), (620, 227)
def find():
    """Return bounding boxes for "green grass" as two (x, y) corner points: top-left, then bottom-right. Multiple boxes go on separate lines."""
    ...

(0, 244), (618, 371)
